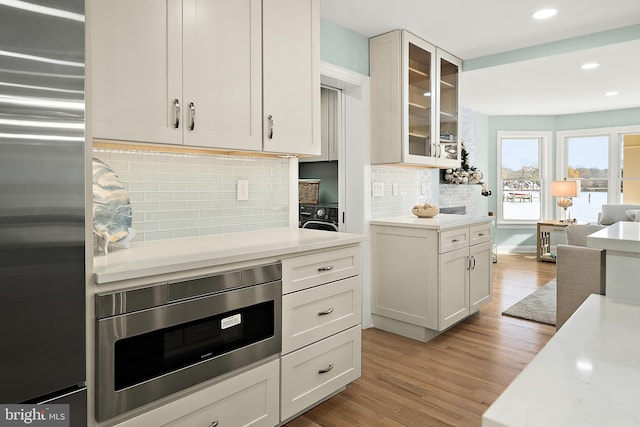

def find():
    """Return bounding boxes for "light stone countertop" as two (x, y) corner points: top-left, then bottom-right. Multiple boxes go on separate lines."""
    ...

(370, 213), (491, 230)
(587, 221), (640, 253)
(483, 295), (640, 427)
(94, 228), (366, 284)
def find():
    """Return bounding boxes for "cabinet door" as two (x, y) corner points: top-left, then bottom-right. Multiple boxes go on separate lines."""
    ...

(435, 48), (461, 168)
(371, 226), (438, 329)
(403, 31), (437, 165)
(438, 247), (470, 330)
(91, 0), (182, 145)
(469, 241), (492, 312)
(263, 0), (320, 155)
(182, 0), (262, 151)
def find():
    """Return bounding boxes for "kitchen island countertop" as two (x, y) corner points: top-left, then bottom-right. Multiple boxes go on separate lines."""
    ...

(94, 228), (366, 284)
(483, 295), (640, 427)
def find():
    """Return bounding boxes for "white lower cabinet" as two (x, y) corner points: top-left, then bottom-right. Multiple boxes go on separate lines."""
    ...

(371, 221), (492, 341)
(113, 359), (279, 427)
(280, 245), (363, 423)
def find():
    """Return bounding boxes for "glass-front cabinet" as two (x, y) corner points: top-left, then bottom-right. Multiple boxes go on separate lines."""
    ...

(436, 48), (462, 166)
(406, 33), (435, 161)
(371, 30), (461, 167)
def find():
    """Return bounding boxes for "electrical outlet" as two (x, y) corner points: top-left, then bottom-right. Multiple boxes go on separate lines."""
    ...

(421, 183), (427, 195)
(372, 182), (384, 197)
(237, 180), (249, 200)
(392, 183), (399, 196)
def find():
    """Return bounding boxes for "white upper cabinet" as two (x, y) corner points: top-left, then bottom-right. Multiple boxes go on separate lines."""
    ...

(91, 0), (262, 151)
(370, 30), (461, 167)
(262, 0), (320, 156)
(182, 0), (262, 150)
(91, 0), (319, 155)
(91, 0), (182, 145)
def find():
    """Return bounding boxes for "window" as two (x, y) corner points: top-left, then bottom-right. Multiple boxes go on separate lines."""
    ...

(498, 131), (551, 224)
(621, 133), (640, 204)
(563, 135), (609, 224)
(557, 126), (640, 223)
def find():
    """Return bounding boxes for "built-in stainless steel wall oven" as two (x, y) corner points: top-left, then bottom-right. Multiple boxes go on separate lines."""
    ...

(95, 263), (282, 421)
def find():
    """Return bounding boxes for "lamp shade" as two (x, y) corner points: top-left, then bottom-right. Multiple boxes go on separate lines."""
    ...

(551, 180), (581, 197)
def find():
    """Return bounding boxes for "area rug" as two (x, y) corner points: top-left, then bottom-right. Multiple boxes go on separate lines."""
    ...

(502, 279), (556, 326)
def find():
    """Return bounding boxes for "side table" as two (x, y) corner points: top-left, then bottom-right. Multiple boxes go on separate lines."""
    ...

(537, 220), (571, 262)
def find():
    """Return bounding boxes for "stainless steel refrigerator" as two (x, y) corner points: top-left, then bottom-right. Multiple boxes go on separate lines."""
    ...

(0, 1), (86, 425)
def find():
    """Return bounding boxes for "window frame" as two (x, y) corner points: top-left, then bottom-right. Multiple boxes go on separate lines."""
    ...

(497, 130), (552, 226)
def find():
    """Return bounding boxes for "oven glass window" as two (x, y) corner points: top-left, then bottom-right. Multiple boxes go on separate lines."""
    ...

(113, 301), (274, 391)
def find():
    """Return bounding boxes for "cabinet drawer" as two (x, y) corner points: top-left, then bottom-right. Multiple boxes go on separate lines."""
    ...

(282, 276), (361, 354)
(280, 325), (361, 421)
(439, 228), (469, 253)
(115, 359), (279, 427)
(282, 246), (361, 294)
(470, 223), (492, 245)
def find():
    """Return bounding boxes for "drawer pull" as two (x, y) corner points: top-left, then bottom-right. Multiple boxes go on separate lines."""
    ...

(318, 364), (334, 374)
(478, 233), (485, 237)
(318, 265), (334, 272)
(318, 307), (334, 316)
(208, 421), (219, 427)
(451, 239), (459, 243)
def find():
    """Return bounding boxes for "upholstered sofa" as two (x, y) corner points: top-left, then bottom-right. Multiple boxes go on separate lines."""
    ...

(556, 203), (640, 330)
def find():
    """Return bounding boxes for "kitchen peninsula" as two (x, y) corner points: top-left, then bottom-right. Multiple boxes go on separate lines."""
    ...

(587, 221), (640, 303)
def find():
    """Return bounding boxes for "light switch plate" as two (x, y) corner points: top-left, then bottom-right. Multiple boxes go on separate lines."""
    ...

(237, 180), (249, 200)
(392, 183), (399, 196)
(421, 183), (427, 195)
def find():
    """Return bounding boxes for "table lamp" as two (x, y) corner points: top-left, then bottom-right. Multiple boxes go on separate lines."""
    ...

(551, 179), (581, 222)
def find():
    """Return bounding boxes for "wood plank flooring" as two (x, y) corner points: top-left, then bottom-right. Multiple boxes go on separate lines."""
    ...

(285, 254), (557, 427)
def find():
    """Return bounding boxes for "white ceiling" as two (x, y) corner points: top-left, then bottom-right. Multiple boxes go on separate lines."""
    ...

(320, 0), (640, 115)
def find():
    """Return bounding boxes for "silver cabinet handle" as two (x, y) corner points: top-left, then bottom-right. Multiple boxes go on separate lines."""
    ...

(471, 255), (476, 270)
(467, 256), (472, 270)
(267, 114), (274, 139)
(318, 265), (334, 272)
(208, 421), (219, 427)
(318, 308), (334, 316)
(173, 99), (180, 128)
(188, 102), (195, 130)
(318, 364), (334, 374)
(452, 239), (459, 243)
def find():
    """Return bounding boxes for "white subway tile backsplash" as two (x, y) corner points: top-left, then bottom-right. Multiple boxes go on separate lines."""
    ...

(371, 165), (436, 219)
(93, 150), (289, 242)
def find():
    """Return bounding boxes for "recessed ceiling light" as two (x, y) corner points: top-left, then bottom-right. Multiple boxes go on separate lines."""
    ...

(581, 63), (599, 70)
(532, 8), (557, 20)
(605, 91), (619, 96)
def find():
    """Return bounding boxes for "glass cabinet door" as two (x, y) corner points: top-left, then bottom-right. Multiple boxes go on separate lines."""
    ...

(437, 49), (461, 164)
(404, 33), (435, 161)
